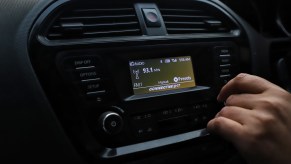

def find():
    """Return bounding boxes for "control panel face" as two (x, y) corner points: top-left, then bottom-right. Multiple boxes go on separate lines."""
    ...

(27, 0), (249, 161)
(55, 43), (239, 146)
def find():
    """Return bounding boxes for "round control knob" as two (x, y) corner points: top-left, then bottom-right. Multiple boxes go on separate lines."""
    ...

(99, 111), (123, 135)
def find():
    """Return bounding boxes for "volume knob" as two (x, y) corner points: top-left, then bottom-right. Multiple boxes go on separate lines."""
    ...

(99, 111), (123, 135)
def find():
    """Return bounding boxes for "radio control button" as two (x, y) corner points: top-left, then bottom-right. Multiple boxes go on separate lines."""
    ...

(73, 68), (100, 81)
(85, 83), (101, 91)
(159, 107), (188, 120)
(58, 55), (110, 104)
(219, 56), (231, 65)
(220, 74), (232, 85)
(132, 113), (153, 122)
(190, 103), (211, 115)
(193, 104), (201, 109)
(220, 64), (232, 68)
(220, 68), (231, 74)
(137, 128), (144, 135)
(173, 107), (186, 114)
(161, 109), (174, 117)
(79, 80), (104, 93)
(134, 126), (156, 138)
(86, 90), (106, 96)
(63, 56), (98, 69)
(87, 90), (106, 100)
(99, 111), (123, 135)
(215, 47), (232, 56)
(220, 74), (231, 78)
(192, 116), (200, 125)
(219, 64), (232, 77)
(202, 115), (209, 123)
(96, 96), (103, 103)
(215, 47), (233, 66)
(201, 103), (209, 109)
(85, 90), (107, 103)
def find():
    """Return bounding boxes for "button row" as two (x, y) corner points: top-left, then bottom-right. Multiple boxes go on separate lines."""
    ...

(132, 113), (212, 138)
(134, 126), (156, 138)
(131, 103), (213, 138)
(62, 56), (107, 103)
(159, 103), (209, 120)
(132, 103), (210, 123)
(215, 47), (233, 85)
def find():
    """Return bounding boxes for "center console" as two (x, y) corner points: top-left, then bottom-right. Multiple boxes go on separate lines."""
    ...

(55, 43), (238, 148)
(28, 0), (251, 163)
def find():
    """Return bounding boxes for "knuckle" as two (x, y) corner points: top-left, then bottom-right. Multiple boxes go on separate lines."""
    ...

(212, 117), (224, 130)
(259, 99), (283, 116)
(218, 107), (231, 117)
(255, 103), (276, 125)
(258, 113), (276, 126)
(231, 73), (249, 88)
(225, 95), (235, 105)
(259, 99), (276, 109)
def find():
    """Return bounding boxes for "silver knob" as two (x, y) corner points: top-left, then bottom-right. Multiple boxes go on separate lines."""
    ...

(99, 111), (123, 135)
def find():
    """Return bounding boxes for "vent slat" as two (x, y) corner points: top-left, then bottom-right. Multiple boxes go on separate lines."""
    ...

(83, 21), (139, 27)
(84, 29), (141, 35)
(160, 7), (232, 35)
(167, 28), (208, 32)
(160, 9), (203, 13)
(164, 22), (205, 26)
(60, 15), (136, 21)
(53, 22), (139, 28)
(48, 33), (62, 37)
(73, 8), (134, 12)
(46, 5), (141, 40)
(162, 15), (213, 19)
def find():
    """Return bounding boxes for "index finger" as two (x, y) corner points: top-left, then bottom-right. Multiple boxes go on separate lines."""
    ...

(207, 116), (244, 144)
(217, 73), (272, 102)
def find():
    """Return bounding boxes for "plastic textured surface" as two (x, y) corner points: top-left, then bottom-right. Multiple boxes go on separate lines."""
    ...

(0, 0), (264, 163)
(0, 0), (82, 163)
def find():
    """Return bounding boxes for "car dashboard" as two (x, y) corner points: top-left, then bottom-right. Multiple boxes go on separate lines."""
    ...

(1, 0), (291, 163)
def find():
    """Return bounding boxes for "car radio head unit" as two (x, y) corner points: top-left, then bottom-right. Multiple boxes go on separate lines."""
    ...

(54, 43), (239, 147)
(129, 56), (196, 95)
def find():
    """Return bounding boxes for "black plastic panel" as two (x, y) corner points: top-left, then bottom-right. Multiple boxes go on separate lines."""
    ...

(0, 0), (83, 163)
(8, 0), (258, 164)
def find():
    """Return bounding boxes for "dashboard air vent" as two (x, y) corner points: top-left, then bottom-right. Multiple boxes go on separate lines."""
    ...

(160, 8), (232, 34)
(46, 6), (142, 40)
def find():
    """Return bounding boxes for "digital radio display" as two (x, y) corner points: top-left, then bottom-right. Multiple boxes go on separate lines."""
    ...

(129, 56), (196, 95)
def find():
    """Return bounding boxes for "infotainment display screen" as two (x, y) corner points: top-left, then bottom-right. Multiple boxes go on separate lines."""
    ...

(129, 56), (196, 95)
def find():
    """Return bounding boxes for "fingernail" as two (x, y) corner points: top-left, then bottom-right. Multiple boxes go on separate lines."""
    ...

(215, 112), (220, 118)
(237, 73), (248, 78)
(217, 93), (223, 101)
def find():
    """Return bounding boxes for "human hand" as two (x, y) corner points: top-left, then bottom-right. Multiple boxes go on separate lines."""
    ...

(207, 73), (291, 164)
